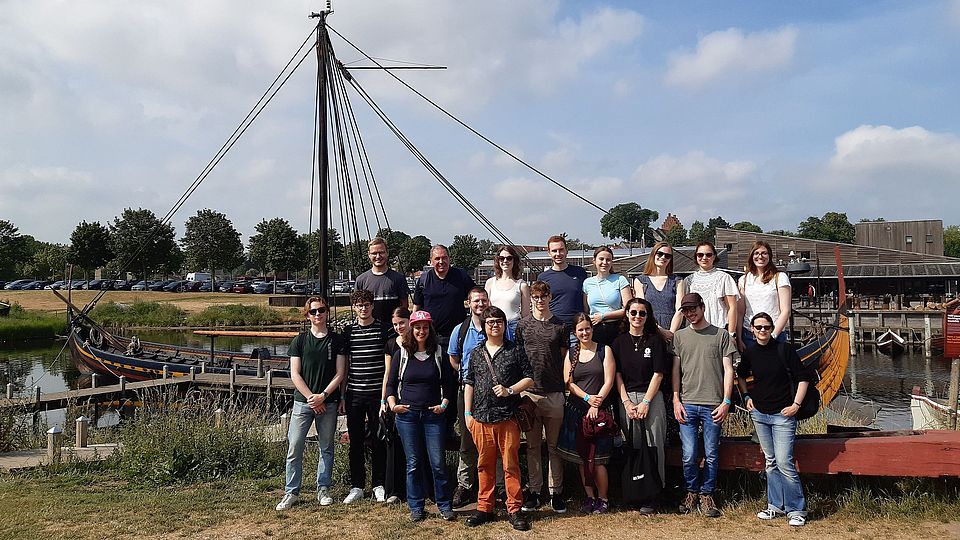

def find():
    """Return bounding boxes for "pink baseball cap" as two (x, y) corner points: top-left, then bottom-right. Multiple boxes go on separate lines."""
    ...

(410, 310), (432, 323)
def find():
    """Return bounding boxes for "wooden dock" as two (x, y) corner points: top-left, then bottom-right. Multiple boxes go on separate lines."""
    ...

(1, 372), (296, 413)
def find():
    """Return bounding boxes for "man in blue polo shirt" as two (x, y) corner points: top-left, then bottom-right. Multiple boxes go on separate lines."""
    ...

(413, 244), (475, 350)
(537, 235), (587, 343)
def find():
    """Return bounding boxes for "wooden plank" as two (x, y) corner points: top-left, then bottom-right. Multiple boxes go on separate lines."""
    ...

(194, 330), (299, 338)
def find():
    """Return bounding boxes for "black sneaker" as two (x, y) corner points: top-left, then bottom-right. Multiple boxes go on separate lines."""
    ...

(465, 511), (495, 527)
(441, 509), (457, 521)
(521, 491), (541, 511)
(495, 486), (507, 503)
(550, 493), (567, 514)
(452, 486), (475, 509)
(508, 512), (531, 531)
(410, 510), (426, 522)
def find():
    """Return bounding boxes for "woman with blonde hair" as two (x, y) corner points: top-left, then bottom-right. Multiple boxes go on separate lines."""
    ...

(633, 241), (685, 340)
(736, 240), (791, 350)
(485, 244), (530, 337)
(583, 246), (633, 346)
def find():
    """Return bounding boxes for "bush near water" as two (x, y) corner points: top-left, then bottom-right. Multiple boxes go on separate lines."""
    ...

(90, 300), (288, 327)
(0, 301), (66, 341)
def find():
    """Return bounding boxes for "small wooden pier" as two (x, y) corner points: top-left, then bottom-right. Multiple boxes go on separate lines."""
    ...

(793, 307), (945, 356)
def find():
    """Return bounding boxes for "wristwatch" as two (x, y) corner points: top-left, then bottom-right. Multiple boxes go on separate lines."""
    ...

(507, 387), (515, 395)
(318, 391), (327, 400)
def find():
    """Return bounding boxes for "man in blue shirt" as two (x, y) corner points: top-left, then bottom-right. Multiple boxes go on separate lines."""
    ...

(537, 235), (587, 343)
(413, 244), (476, 349)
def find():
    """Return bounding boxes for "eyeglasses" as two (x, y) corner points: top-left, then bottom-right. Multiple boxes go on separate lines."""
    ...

(498, 255), (514, 261)
(484, 319), (505, 327)
(353, 303), (372, 309)
(753, 324), (773, 331)
(531, 295), (549, 302)
(628, 310), (648, 317)
(696, 252), (715, 259)
(308, 307), (328, 316)
(679, 306), (700, 313)
(655, 251), (673, 260)
(752, 251), (769, 258)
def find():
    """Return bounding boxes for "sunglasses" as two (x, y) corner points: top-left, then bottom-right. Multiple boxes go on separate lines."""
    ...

(308, 307), (328, 316)
(696, 252), (715, 259)
(655, 251), (673, 260)
(680, 306), (700, 313)
(753, 324), (773, 331)
(628, 310), (648, 317)
(498, 255), (514, 261)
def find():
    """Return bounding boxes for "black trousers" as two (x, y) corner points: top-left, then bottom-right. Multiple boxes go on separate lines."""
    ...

(346, 396), (386, 489)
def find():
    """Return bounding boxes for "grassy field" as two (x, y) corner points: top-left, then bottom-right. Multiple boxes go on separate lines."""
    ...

(3, 291), (277, 315)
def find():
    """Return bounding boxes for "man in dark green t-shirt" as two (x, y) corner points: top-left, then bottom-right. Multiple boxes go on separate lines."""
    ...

(276, 297), (347, 511)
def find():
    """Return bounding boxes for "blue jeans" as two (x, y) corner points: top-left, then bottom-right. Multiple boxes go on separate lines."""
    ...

(395, 409), (453, 513)
(284, 400), (339, 495)
(741, 329), (788, 350)
(678, 404), (722, 494)
(751, 409), (806, 517)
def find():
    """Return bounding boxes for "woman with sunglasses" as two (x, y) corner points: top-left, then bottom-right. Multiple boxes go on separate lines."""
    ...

(633, 242), (685, 340)
(557, 313), (617, 514)
(683, 241), (739, 341)
(276, 297), (348, 511)
(385, 310), (458, 522)
(612, 298), (670, 513)
(485, 245), (530, 337)
(736, 312), (813, 527)
(583, 246), (633, 346)
(736, 241), (791, 351)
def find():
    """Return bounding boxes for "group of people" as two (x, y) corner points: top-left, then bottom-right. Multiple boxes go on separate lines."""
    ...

(275, 234), (816, 529)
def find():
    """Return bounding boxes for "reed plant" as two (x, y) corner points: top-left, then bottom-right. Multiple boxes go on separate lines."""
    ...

(0, 302), (66, 341)
(90, 300), (186, 327)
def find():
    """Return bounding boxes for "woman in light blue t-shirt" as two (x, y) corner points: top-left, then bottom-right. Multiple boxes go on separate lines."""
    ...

(583, 246), (633, 346)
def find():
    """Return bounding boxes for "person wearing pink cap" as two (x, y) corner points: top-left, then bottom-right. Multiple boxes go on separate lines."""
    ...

(385, 310), (458, 522)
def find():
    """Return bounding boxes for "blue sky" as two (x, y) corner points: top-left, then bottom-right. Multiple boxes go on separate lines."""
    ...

(3, 0), (960, 249)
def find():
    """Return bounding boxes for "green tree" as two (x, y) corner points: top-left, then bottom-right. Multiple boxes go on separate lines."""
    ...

(732, 221), (763, 233)
(341, 239), (370, 277)
(766, 229), (797, 237)
(704, 216), (731, 244)
(945, 225), (960, 258)
(23, 243), (68, 279)
(181, 209), (244, 288)
(399, 235), (432, 273)
(478, 239), (496, 259)
(248, 218), (304, 280)
(664, 225), (689, 247)
(600, 203), (659, 246)
(0, 220), (26, 279)
(375, 228), (411, 270)
(688, 221), (706, 245)
(449, 234), (483, 272)
(109, 208), (178, 279)
(797, 212), (855, 243)
(301, 229), (345, 277)
(68, 221), (114, 280)
(859, 217), (885, 222)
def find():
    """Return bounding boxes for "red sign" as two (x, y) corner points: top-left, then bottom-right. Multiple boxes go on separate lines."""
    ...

(945, 305), (960, 359)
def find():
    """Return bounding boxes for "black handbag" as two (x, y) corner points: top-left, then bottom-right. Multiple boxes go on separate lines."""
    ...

(620, 418), (661, 505)
(776, 342), (821, 421)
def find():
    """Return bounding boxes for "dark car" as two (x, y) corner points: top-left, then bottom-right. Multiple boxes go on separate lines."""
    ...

(130, 280), (148, 291)
(112, 280), (133, 291)
(218, 281), (236, 293)
(86, 279), (112, 290)
(291, 282), (308, 294)
(253, 282), (273, 294)
(198, 281), (214, 292)
(232, 282), (253, 294)
(183, 280), (204, 292)
(30, 280), (53, 290)
(4, 279), (35, 290)
(162, 280), (187, 292)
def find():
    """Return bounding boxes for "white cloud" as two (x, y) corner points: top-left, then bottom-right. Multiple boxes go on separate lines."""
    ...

(665, 26), (798, 88)
(829, 124), (960, 177)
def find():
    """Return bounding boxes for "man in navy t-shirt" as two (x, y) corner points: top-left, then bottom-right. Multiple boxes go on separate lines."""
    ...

(413, 244), (476, 345)
(536, 235), (587, 328)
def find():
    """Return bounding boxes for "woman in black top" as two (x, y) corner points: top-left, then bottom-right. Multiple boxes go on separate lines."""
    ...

(385, 310), (456, 522)
(736, 312), (814, 527)
(613, 298), (670, 513)
(380, 306), (411, 505)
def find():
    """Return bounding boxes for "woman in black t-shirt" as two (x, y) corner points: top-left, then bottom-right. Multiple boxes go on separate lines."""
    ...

(612, 298), (670, 512)
(380, 306), (411, 504)
(736, 312), (813, 527)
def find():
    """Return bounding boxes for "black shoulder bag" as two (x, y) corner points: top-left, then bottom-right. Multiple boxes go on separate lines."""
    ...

(776, 342), (821, 421)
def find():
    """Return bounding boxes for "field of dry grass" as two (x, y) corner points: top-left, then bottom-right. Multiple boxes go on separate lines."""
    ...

(1, 290), (275, 315)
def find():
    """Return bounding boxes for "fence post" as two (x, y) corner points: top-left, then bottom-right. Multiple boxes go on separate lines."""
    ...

(848, 313), (858, 357)
(35, 386), (41, 404)
(230, 368), (236, 399)
(75, 416), (89, 448)
(5, 383), (11, 399)
(46, 425), (62, 464)
(200, 361), (207, 374)
(949, 359), (959, 431)
(257, 358), (264, 379)
(265, 369), (273, 406)
(215, 408), (225, 428)
(91, 373), (98, 389)
(280, 412), (290, 437)
(189, 366), (196, 381)
(162, 364), (169, 380)
(119, 375), (127, 394)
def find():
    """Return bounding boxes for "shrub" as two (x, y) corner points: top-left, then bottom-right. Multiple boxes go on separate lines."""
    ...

(185, 304), (285, 327)
(90, 301), (185, 327)
(0, 302), (67, 341)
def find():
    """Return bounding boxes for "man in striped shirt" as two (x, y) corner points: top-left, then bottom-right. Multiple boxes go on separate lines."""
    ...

(341, 289), (391, 504)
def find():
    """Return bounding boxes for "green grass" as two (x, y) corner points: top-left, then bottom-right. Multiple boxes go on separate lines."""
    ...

(90, 300), (186, 327)
(0, 302), (66, 341)
(185, 304), (286, 327)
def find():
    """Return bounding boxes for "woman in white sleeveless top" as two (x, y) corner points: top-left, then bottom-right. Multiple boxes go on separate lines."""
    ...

(484, 244), (530, 337)
(736, 240), (791, 350)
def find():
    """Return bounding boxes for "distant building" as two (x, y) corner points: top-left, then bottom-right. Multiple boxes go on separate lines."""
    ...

(659, 213), (683, 233)
(855, 219), (944, 255)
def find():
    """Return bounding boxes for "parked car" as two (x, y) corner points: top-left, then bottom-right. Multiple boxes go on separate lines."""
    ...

(183, 280), (204, 292)
(70, 280), (88, 290)
(253, 282), (274, 294)
(290, 282), (308, 294)
(232, 282), (253, 294)
(86, 279), (112, 290)
(198, 281), (214, 292)
(162, 280), (187, 292)
(149, 280), (175, 292)
(218, 281), (236, 293)
(112, 280), (133, 291)
(44, 280), (65, 290)
(4, 279), (35, 290)
(130, 280), (148, 291)
(29, 280), (53, 290)
(0, 281), (6, 289)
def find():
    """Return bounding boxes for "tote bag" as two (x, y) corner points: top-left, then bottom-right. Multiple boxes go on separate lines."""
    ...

(620, 418), (661, 505)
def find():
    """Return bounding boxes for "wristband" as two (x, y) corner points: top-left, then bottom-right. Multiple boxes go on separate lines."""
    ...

(642, 398), (651, 405)
(793, 402), (801, 407)
(380, 399), (386, 405)
(583, 393), (591, 402)
(464, 411), (472, 417)
(723, 398), (732, 405)
(440, 402), (448, 410)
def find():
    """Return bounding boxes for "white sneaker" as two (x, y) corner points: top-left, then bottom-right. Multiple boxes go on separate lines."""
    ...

(275, 493), (299, 511)
(317, 487), (333, 506)
(343, 487), (364, 504)
(373, 485), (386, 503)
(789, 515), (807, 527)
(757, 508), (785, 520)
(385, 495), (400, 504)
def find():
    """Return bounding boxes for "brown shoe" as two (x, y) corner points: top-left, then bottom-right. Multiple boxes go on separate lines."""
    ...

(678, 492), (698, 514)
(700, 494), (721, 518)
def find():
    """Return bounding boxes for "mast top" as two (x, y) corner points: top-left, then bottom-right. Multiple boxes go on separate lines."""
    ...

(309, 1), (333, 18)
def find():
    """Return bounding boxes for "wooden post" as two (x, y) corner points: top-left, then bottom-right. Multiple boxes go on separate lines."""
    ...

(5, 383), (11, 399)
(924, 315), (932, 358)
(91, 373), (98, 389)
(35, 386), (41, 404)
(257, 358), (264, 379)
(215, 408), (225, 428)
(119, 375), (126, 395)
(46, 426), (62, 464)
(849, 314), (858, 356)
(162, 365), (169, 380)
(280, 412), (290, 436)
(266, 369), (273, 406)
(75, 416), (89, 448)
(189, 366), (196, 381)
(201, 361), (207, 374)
(949, 359), (959, 431)
(229, 368), (236, 399)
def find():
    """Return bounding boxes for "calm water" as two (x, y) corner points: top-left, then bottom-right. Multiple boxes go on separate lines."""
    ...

(0, 332), (955, 431)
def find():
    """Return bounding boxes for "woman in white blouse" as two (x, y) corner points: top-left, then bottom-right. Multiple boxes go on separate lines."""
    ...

(484, 244), (530, 336)
(736, 240), (792, 350)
